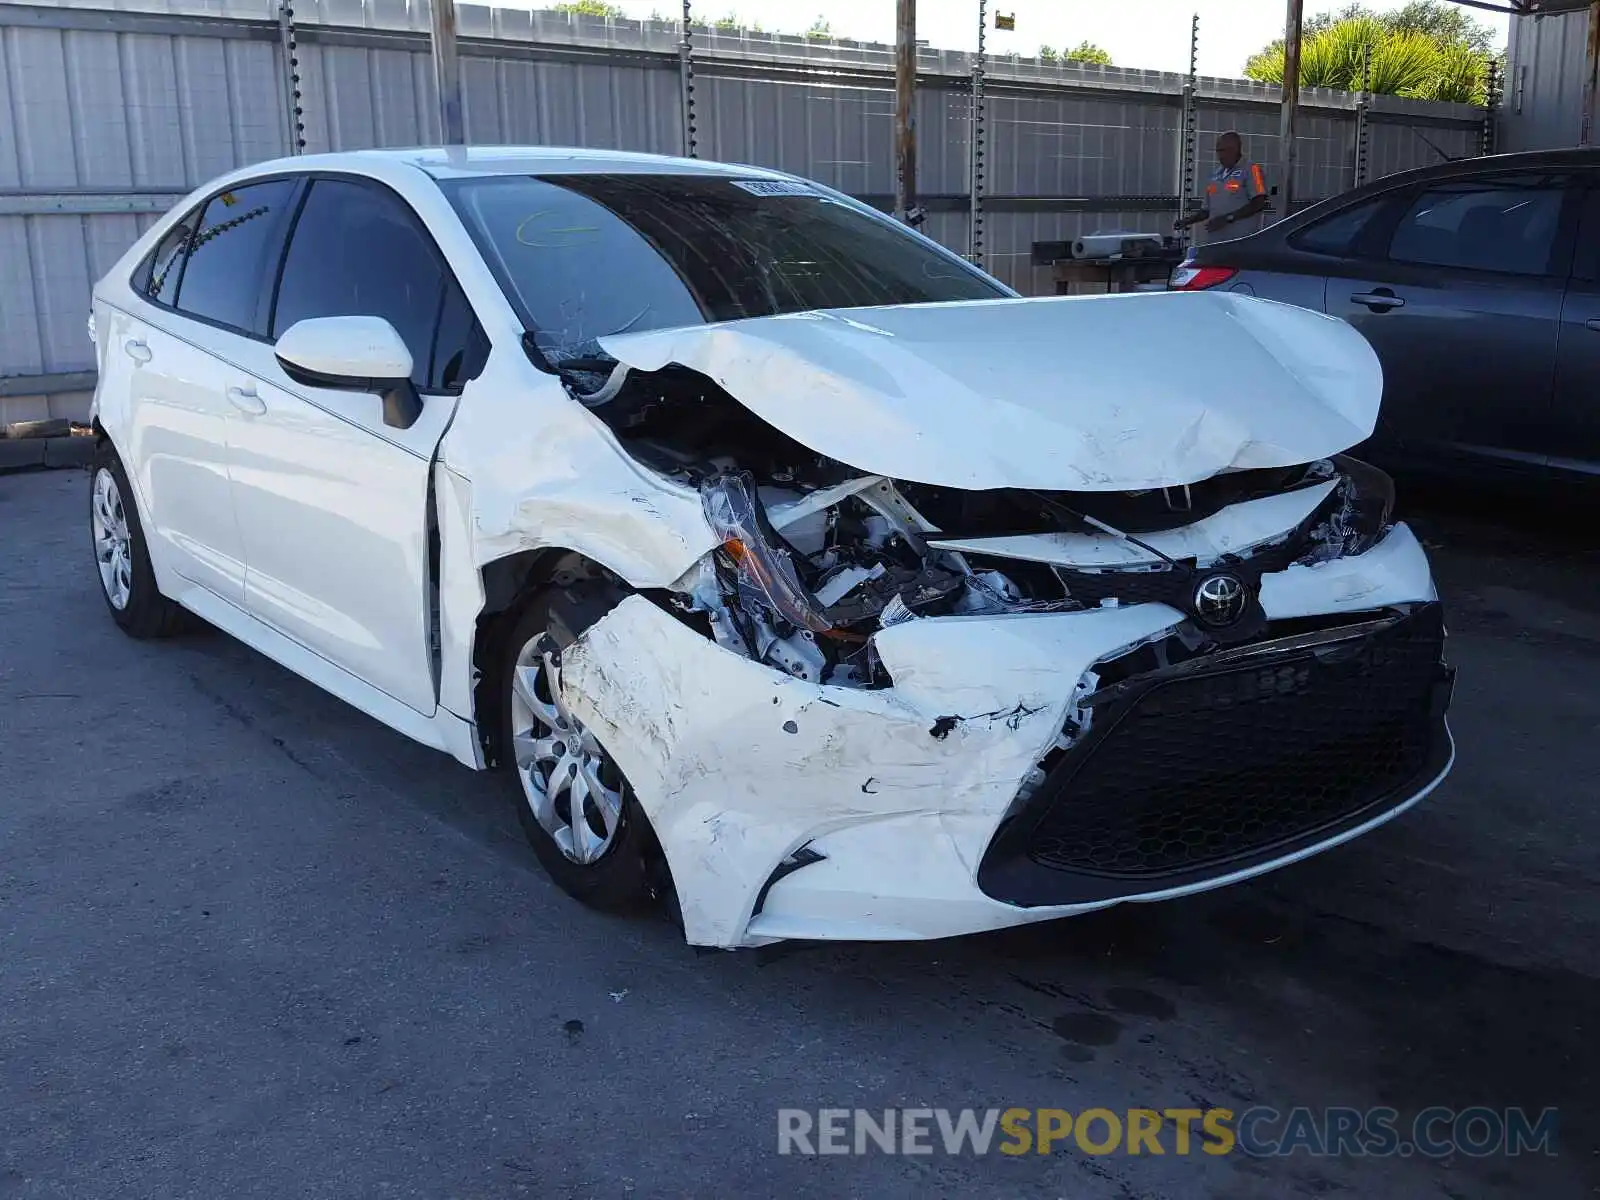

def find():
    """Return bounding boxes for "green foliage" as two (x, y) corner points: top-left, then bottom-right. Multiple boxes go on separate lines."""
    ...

(551, 0), (627, 17)
(1039, 41), (1111, 66)
(1388, 0), (1495, 54)
(1064, 40), (1112, 66)
(804, 15), (832, 39)
(1243, 2), (1496, 104)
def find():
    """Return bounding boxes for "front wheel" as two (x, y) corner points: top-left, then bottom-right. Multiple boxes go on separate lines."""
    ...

(499, 585), (661, 912)
(90, 443), (194, 638)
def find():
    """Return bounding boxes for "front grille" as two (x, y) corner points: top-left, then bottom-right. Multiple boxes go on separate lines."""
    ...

(983, 605), (1450, 901)
(1051, 531), (1308, 610)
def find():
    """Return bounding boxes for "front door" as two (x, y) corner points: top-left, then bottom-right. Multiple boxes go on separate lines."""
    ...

(1326, 171), (1576, 477)
(225, 175), (485, 715)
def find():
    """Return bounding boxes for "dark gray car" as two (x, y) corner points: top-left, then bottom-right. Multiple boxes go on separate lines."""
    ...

(1172, 148), (1600, 487)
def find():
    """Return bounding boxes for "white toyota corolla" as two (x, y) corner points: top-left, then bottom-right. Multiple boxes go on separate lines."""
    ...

(87, 146), (1455, 949)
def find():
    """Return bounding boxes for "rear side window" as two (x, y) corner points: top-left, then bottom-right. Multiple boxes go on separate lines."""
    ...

(1387, 176), (1567, 276)
(173, 179), (297, 333)
(1291, 196), (1388, 256)
(134, 207), (201, 304)
(271, 178), (481, 393)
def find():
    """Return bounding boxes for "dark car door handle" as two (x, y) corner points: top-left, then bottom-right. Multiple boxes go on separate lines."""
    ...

(1350, 290), (1405, 312)
(1586, 319), (1600, 332)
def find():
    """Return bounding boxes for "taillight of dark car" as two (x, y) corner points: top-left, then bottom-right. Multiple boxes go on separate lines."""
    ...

(1168, 263), (1238, 291)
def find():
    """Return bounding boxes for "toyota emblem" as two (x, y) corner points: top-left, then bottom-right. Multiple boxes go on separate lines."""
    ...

(1193, 573), (1248, 627)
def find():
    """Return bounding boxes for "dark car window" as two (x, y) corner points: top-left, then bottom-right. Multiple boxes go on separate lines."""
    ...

(1572, 186), (1600, 282)
(173, 179), (297, 334)
(272, 178), (480, 393)
(1387, 177), (1567, 276)
(431, 279), (489, 392)
(442, 173), (1007, 362)
(134, 206), (202, 304)
(1290, 196), (1389, 256)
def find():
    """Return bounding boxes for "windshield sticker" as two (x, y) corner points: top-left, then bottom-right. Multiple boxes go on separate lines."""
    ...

(730, 180), (821, 198)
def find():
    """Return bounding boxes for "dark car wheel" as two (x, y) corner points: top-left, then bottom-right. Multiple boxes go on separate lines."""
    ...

(499, 583), (661, 912)
(90, 441), (195, 639)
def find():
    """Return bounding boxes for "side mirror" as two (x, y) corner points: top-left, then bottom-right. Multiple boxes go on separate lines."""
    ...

(274, 315), (424, 430)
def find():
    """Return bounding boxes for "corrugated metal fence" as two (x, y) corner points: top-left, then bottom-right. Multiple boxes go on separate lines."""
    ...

(0, 0), (1487, 425)
(1502, 8), (1593, 153)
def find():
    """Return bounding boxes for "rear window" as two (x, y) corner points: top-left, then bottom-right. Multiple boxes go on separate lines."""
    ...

(1290, 196), (1389, 256)
(442, 173), (1007, 361)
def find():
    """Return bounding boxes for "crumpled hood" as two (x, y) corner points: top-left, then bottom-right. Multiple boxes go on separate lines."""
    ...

(600, 291), (1382, 491)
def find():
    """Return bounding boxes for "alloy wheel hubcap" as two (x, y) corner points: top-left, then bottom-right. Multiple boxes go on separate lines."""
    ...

(509, 633), (625, 865)
(91, 468), (133, 611)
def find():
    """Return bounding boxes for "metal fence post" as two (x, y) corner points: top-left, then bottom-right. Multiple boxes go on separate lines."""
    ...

(1353, 43), (1371, 187)
(1480, 53), (1502, 157)
(277, 0), (306, 153)
(1176, 12), (1198, 229)
(968, 0), (986, 262)
(679, 0), (699, 157)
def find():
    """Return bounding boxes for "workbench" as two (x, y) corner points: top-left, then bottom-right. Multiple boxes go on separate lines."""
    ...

(1031, 238), (1186, 295)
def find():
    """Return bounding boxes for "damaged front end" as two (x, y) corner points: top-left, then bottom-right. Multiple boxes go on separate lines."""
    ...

(539, 324), (1452, 949)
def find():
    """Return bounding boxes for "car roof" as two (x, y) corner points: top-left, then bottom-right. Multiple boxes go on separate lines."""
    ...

(1304, 147), (1600, 216)
(1374, 146), (1600, 189)
(1210, 147), (1600, 250)
(276, 145), (798, 182)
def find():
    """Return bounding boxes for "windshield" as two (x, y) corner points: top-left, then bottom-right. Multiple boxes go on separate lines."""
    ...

(441, 172), (1008, 363)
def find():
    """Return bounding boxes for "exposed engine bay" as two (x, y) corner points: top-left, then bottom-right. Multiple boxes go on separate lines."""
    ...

(564, 359), (1397, 689)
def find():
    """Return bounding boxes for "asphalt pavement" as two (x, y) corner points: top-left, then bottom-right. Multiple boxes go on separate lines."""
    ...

(2, 467), (1596, 1199)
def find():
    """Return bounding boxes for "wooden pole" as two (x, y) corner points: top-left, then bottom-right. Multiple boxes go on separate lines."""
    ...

(894, 0), (917, 223)
(430, 0), (464, 145)
(1278, 0), (1304, 219)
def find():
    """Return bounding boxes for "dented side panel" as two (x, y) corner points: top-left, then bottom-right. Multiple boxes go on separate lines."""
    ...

(438, 357), (717, 587)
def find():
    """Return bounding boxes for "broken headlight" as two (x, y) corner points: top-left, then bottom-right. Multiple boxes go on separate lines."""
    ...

(702, 470), (834, 635)
(1300, 456), (1395, 564)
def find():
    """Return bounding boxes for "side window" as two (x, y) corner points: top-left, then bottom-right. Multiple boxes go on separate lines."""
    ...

(1387, 176), (1567, 276)
(272, 178), (479, 393)
(134, 207), (202, 304)
(173, 179), (297, 333)
(1572, 187), (1600, 282)
(1290, 196), (1388, 257)
(432, 281), (489, 393)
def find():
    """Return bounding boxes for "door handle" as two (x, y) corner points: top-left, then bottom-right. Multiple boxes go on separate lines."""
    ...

(1585, 319), (1600, 333)
(1350, 290), (1405, 312)
(123, 339), (152, 364)
(226, 385), (267, 416)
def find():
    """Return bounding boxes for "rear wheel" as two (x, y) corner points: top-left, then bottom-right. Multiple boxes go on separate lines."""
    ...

(90, 443), (194, 638)
(500, 585), (660, 912)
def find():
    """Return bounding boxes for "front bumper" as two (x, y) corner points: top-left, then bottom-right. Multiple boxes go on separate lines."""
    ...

(557, 524), (1451, 948)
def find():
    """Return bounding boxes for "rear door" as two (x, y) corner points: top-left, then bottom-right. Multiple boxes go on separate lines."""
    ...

(1548, 183), (1600, 478)
(121, 179), (299, 605)
(1326, 171), (1578, 476)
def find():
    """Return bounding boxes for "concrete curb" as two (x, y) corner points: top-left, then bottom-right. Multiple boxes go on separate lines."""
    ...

(0, 436), (95, 475)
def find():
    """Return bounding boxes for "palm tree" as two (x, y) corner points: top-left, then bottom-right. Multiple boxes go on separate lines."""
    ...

(1243, 7), (1493, 104)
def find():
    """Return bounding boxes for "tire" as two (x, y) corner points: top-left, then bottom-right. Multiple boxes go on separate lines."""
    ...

(89, 441), (195, 639)
(499, 583), (662, 912)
